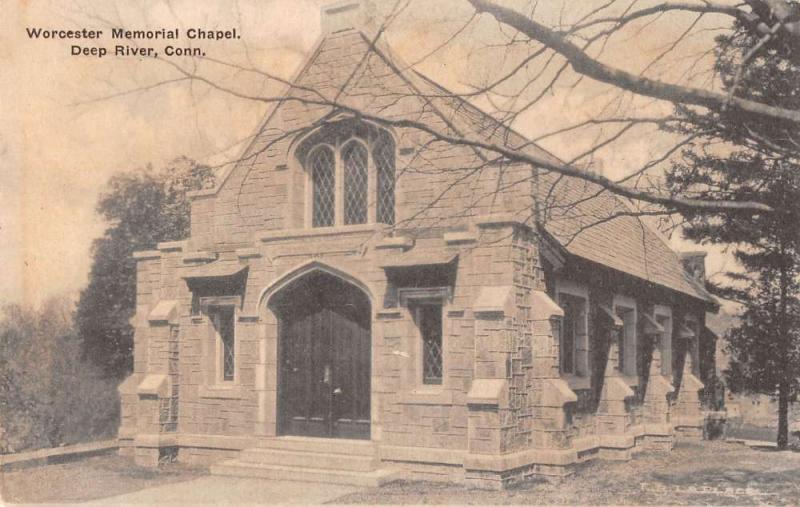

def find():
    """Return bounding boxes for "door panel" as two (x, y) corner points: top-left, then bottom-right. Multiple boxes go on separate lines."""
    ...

(276, 273), (371, 439)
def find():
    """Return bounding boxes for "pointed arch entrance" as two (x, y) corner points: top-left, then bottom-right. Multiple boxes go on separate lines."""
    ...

(269, 269), (371, 439)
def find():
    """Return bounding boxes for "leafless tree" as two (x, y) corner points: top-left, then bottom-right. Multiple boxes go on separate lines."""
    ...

(70, 0), (800, 238)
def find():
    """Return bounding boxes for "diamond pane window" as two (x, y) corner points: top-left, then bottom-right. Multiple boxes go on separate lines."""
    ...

(213, 306), (235, 382)
(310, 146), (335, 227)
(343, 140), (368, 225)
(374, 136), (395, 225)
(415, 304), (443, 385)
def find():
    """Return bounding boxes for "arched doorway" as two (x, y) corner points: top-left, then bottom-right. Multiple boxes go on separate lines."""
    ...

(270, 270), (371, 439)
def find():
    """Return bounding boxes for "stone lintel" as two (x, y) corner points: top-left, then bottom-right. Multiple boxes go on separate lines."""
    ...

(133, 250), (161, 261)
(443, 231), (478, 245)
(374, 236), (414, 250)
(183, 251), (218, 263)
(157, 240), (186, 252)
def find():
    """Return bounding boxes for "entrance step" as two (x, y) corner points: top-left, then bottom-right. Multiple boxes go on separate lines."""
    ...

(210, 437), (400, 487)
(255, 436), (376, 456)
(238, 447), (379, 472)
(210, 460), (399, 487)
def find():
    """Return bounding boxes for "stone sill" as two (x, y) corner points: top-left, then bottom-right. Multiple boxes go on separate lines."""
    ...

(198, 385), (244, 400)
(398, 389), (453, 406)
(258, 223), (388, 242)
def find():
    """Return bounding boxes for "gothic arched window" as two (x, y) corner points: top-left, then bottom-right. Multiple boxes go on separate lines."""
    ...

(309, 146), (335, 227)
(342, 140), (369, 225)
(374, 134), (395, 226)
(302, 121), (396, 228)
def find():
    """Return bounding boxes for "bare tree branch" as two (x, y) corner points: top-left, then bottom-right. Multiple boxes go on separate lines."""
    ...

(467, 0), (800, 126)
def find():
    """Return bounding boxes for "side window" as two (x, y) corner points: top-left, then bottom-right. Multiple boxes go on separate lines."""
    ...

(559, 295), (576, 374)
(412, 304), (443, 385)
(558, 291), (588, 377)
(615, 305), (636, 376)
(655, 313), (672, 376)
(210, 306), (236, 382)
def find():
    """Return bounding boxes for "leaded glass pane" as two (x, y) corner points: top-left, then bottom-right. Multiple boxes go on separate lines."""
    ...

(310, 147), (335, 227)
(417, 305), (443, 385)
(374, 137), (395, 225)
(343, 141), (368, 225)
(216, 307), (235, 382)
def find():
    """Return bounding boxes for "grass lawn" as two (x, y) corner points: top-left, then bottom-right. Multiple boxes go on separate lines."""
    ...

(0, 453), (207, 504)
(334, 440), (800, 505)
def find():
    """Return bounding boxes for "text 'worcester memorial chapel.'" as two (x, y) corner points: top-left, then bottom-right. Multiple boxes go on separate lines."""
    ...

(118, 1), (721, 489)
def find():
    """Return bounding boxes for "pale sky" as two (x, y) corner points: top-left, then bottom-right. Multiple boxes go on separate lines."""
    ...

(1, 0), (739, 308)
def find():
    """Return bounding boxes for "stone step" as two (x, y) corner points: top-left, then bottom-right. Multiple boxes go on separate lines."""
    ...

(239, 447), (378, 472)
(210, 459), (400, 487)
(256, 436), (376, 456)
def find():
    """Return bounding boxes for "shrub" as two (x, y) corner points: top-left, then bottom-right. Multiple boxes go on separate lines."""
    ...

(0, 297), (118, 453)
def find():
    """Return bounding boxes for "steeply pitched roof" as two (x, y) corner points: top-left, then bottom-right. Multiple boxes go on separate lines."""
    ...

(360, 32), (714, 305)
(538, 171), (716, 304)
(232, 27), (715, 305)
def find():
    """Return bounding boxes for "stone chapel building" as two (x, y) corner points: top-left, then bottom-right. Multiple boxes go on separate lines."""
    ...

(118, 1), (721, 489)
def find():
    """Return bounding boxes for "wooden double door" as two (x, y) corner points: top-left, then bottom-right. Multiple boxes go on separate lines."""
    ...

(274, 272), (371, 439)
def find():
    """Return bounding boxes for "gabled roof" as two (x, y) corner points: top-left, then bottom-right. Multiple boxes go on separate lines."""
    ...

(538, 171), (716, 304)
(223, 27), (715, 305)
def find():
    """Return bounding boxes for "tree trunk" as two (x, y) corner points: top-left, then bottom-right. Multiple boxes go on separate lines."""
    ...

(777, 380), (789, 449)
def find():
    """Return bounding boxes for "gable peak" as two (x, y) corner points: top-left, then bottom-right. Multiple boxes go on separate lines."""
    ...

(321, 1), (378, 35)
